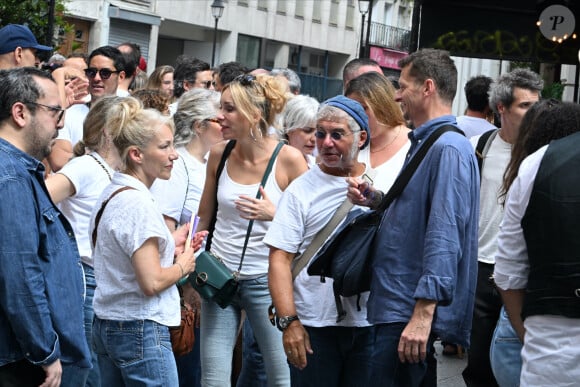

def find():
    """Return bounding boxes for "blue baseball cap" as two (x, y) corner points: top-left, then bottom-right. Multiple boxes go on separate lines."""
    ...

(323, 95), (371, 149)
(0, 24), (53, 55)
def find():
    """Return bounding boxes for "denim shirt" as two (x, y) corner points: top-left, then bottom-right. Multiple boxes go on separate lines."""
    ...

(0, 139), (91, 368)
(367, 115), (480, 347)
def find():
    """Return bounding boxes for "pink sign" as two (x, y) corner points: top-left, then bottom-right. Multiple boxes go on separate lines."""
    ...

(370, 47), (408, 70)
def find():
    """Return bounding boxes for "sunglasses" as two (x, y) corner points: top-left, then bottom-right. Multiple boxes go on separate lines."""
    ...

(314, 130), (358, 141)
(84, 68), (120, 80)
(28, 102), (65, 123)
(235, 74), (256, 86)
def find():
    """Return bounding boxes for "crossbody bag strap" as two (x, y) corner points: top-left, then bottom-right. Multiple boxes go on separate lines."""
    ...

(377, 124), (463, 213)
(205, 140), (237, 251)
(290, 168), (377, 280)
(237, 141), (285, 273)
(91, 186), (135, 247)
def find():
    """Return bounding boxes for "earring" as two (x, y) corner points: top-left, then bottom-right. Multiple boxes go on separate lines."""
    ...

(250, 126), (263, 142)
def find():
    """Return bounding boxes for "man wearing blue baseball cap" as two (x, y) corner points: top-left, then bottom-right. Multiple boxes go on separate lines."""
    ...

(265, 95), (377, 386)
(0, 24), (53, 70)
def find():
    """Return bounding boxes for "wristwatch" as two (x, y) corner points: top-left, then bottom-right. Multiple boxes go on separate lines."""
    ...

(276, 315), (300, 331)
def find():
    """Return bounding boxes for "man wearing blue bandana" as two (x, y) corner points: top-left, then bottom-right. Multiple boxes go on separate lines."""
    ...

(265, 95), (375, 386)
(348, 49), (479, 386)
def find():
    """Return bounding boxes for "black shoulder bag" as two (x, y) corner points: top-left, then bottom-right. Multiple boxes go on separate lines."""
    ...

(307, 125), (462, 318)
(189, 141), (284, 308)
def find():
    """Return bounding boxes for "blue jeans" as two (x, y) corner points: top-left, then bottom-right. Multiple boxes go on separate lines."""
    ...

(61, 364), (90, 387)
(290, 325), (375, 387)
(368, 323), (437, 387)
(82, 263), (100, 387)
(237, 320), (267, 387)
(489, 307), (522, 387)
(93, 318), (178, 387)
(200, 275), (289, 387)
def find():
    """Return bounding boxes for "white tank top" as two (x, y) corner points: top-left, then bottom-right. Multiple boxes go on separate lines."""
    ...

(211, 158), (283, 278)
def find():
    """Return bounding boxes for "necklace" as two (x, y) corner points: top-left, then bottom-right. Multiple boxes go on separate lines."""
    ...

(370, 125), (402, 153)
(89, 153), (112, 181)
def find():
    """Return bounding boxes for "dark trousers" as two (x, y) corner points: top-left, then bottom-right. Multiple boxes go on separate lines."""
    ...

(290, 325), (375, 387)
(368, 322), (437, 387)
(175, 326), (202, 387)
(462, 262), (501, 387)
(0, 359), (45, 387)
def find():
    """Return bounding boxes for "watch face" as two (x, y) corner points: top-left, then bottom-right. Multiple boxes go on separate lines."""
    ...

(279, 317), (291, 329)
(277, 315), (298, 331)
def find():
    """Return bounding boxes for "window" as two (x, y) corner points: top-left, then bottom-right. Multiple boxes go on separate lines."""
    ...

(312, 0), (321, 23)
(346, 0), (355, 30)
(329, 0), (339, 27)
(238, 0), (249, 7)
(258, 0), (268, 11)
(276, 0), (286, 15)
(295, 0), (304, 19)
(236, 34), (261, 70)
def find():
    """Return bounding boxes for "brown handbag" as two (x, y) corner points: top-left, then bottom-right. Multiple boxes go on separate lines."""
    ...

(169, 300), (196, 357)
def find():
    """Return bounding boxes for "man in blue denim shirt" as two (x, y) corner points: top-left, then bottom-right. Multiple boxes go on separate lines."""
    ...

(348, 49), (479, 386)
(0, 67), (91, 386)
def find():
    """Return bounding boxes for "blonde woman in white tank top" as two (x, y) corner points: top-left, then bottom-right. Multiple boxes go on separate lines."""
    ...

(196, 74), (307, 387)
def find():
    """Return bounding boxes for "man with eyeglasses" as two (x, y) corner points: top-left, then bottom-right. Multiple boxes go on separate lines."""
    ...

(170, 56), (213, 115)
(48, 45), (125, 172)
(0, 24), (53, 70)
(265, 95), (375, 386)
(0, 67), (91, 387)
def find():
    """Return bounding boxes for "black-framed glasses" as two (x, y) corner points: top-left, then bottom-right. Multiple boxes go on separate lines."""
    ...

(314, 130), (358, 141)
(84, 68), (119, 80)
(27, 102), (65, 123)
(235, 74), (256, 86)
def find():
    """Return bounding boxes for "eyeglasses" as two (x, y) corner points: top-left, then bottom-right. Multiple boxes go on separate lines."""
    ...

(84, 68), (120, 80)
(205, 118), (220, 124)
(314, 130), (359, 141)
(27, 102), (65, 123)
(235, 74), (256, 86)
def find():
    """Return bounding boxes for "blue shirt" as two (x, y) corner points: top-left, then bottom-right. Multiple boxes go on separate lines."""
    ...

(367, 115), (479, 347)
(0, 139), (91, 368)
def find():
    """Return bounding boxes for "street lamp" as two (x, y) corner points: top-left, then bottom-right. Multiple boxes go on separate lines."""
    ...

(210, 0), (225, 67)
(358, 0), (370, 58)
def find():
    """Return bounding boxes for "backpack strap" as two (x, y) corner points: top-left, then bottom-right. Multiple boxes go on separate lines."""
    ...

(475, 129), (499, 176)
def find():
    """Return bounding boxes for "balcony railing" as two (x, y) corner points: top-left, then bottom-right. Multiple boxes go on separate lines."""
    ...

(368, 22), (411, 52)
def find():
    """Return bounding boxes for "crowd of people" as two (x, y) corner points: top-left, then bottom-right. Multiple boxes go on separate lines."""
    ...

(1, 22), (579, 387)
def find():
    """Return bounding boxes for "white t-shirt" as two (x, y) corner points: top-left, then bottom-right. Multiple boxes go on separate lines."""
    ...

(493, 145), (580, 386)
(57, 152), (113, 266)
(470, 133), (512, 264)
(91, 172), (180, 326)
(58, 103), (89, 146)
(358, 140), (411, 192)
(264, 165), (371, 327)
(211, 159), (282, 278)
(457, 116), (497, 138)
(151, 146), (207, 225)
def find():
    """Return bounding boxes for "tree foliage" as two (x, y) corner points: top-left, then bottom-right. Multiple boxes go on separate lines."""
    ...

(0, 0), (69, 51)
